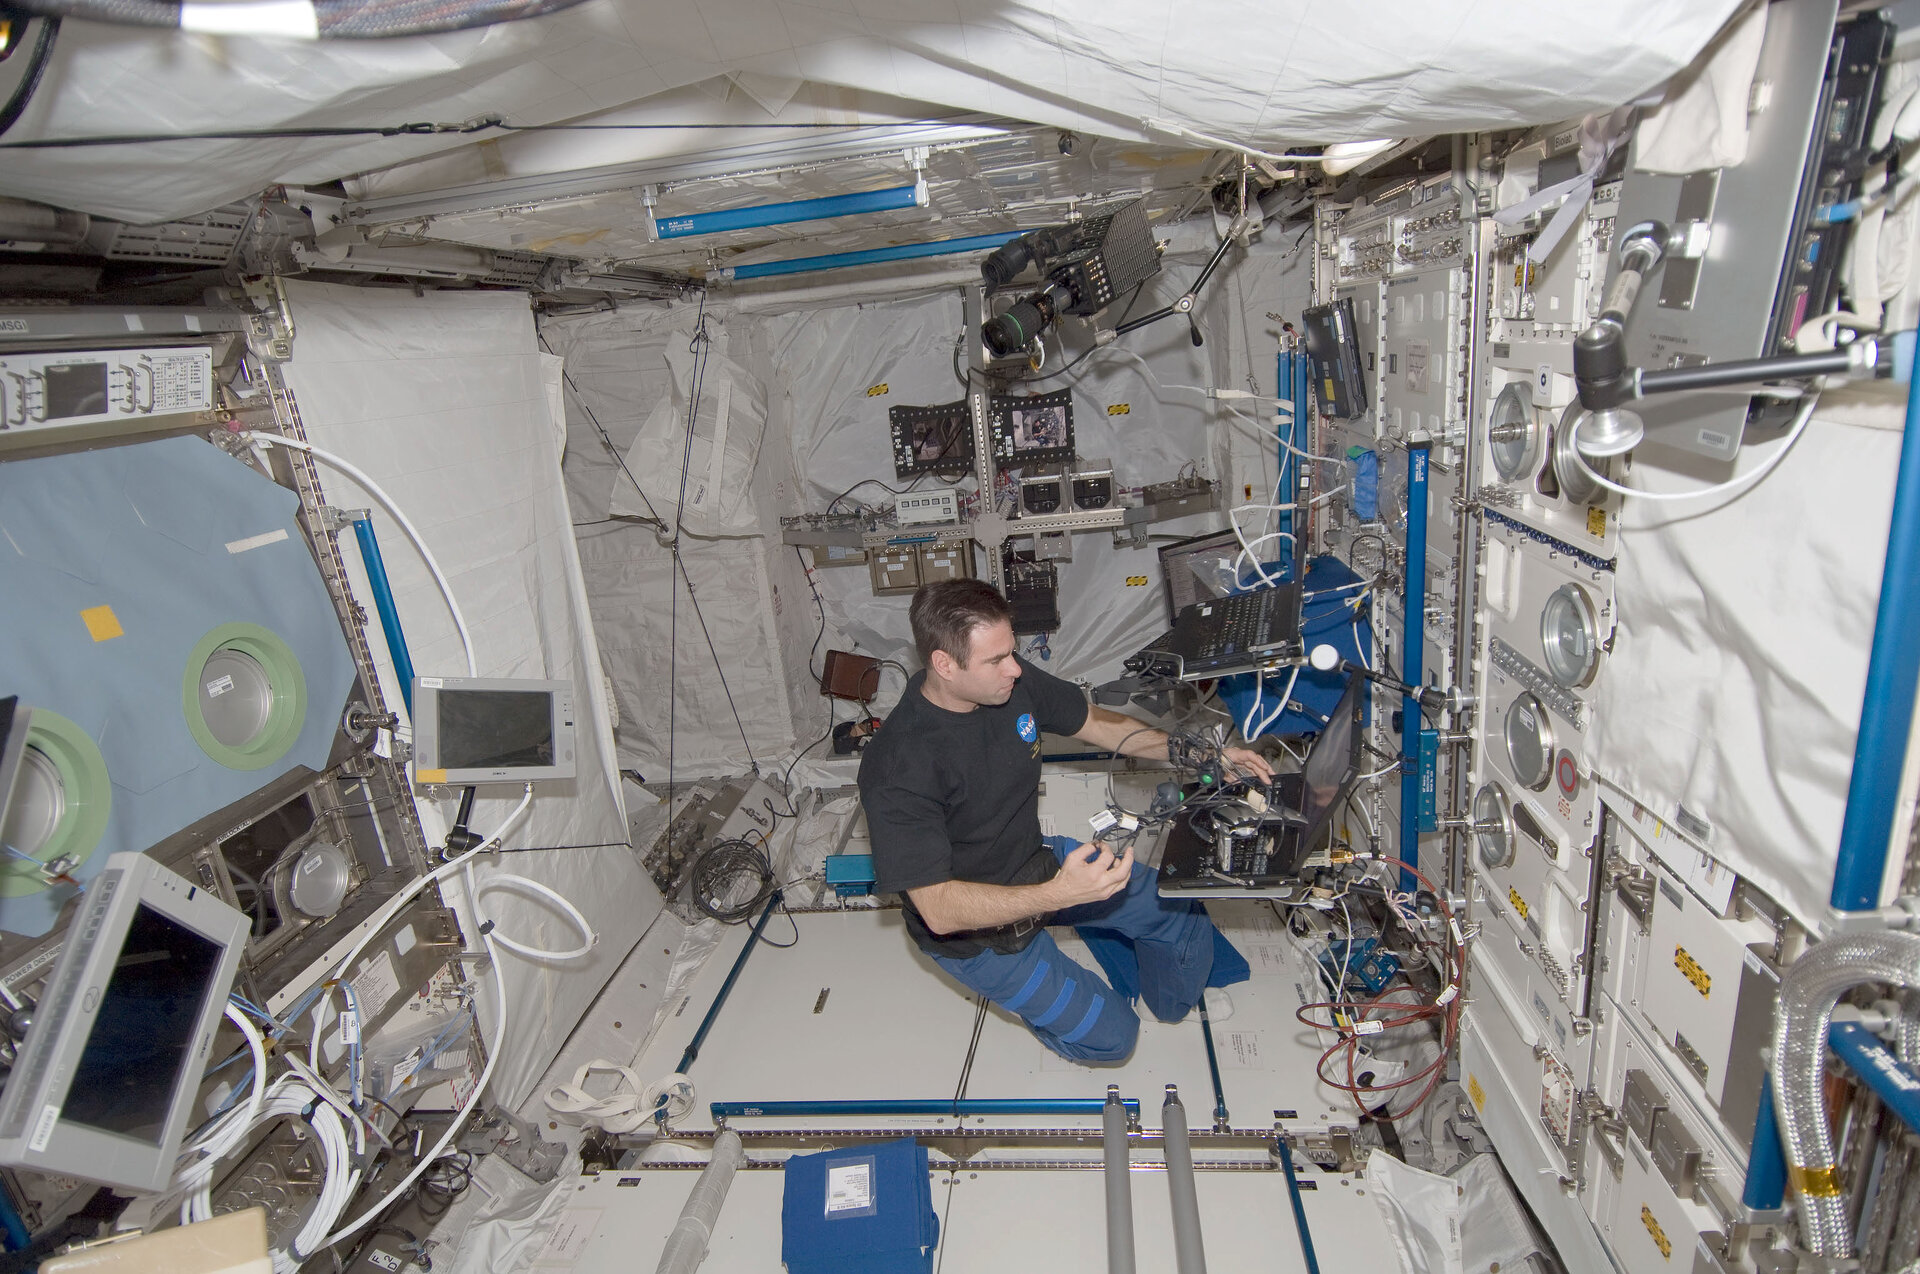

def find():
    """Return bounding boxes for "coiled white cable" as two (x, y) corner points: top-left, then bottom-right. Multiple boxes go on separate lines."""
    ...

(469, 869), (598, 962)
(245, 430), (477, 678)
(1570, 392), (1819, 504)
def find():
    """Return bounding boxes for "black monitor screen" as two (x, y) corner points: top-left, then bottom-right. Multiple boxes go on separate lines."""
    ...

(64, 905), (222, 1145)
(1157, 530), (1244, 621)
(44, 364), (110, 420)
(438, 690), (555, 770)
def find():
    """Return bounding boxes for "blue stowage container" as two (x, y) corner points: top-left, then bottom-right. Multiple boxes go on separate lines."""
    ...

(782, 1137), (939, 1272)
(1350, 446), (1379, 521)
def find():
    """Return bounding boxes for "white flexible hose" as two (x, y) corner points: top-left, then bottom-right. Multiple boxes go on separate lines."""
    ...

(469, 870), (598, 961)
(245, 430), (478, 678)
(1570, 392), (1818, 504)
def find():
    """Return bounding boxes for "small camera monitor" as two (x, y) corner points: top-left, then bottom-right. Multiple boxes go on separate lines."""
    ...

(412, 677), (576, 785)
(0, 853), (249, 1191)
(989, 389), (1075, 465)
(889, 402), (974, 479)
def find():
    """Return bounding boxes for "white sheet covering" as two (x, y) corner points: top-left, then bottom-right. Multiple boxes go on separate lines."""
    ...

(544, 305), (799, 779)
(278, 281), (648, 1106)
(1588, 386), (1908, 931)
(4, 1), (1742, 224)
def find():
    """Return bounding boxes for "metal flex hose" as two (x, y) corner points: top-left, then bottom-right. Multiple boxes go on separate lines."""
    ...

(656, 1128), (745, 1274)
(1898, 990), (1920, 1067)
(1105, 1086), (1136, 1274)
(1772, 931), (1920, 1256)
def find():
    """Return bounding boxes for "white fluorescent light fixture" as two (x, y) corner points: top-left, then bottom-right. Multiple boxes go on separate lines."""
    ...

(650, 175), (928, 241)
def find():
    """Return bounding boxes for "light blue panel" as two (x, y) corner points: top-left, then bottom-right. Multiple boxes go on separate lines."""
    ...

(0, 435), (358, 936)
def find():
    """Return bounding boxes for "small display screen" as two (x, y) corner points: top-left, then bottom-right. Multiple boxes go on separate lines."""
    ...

(1158, 530), (1244, 621)
(437, 690), (555, 771)
(43, 363), (111, 420)
(64, 905), (222, 1145)
(1007, 403), (1068, 452)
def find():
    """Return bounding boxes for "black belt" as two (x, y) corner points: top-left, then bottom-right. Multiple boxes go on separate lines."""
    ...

(972, 913), (1042, 942)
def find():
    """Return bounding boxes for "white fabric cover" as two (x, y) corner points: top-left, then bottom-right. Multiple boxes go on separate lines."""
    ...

(543, 306), (800, 777)
(278, 281), (651, 1106)
(1633, 1), (1768, 174)
(611, 333), (767, 538)
(1588, 389), (1907, 931)
(1368, 1152), (1542, 1274)
(5, 1), (1741, 224)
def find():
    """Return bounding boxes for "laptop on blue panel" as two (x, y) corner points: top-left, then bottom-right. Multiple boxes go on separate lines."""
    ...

(1155, 673), (1366, 898)
(1123, 580), (1305, 682)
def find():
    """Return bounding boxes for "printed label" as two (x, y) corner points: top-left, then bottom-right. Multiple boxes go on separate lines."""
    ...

(205, 674), (236, 698)
(368, 1251), (402, 1272)
(352, 950), (404, 1016)
(1586, 507), (1607, 538)
(29, 1104), (60, 1153)
(1467, 1074), (1486, 1111)
(534, 1207), (602, 1267)
(827, 1162), (873, 1215)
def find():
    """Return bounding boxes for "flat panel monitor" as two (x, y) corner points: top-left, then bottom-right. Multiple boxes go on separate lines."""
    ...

(1157, 529), (1248, 622)
(412, 676), (576, 785)
(888, 401), (974, 479)
(0, 853), (249, 1191)
(989, 389), (1075, 465)
(1301, 298), (1369, 421)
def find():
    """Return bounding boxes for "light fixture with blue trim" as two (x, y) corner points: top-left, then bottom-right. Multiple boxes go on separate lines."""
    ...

(717, 231), (1024, 282)
(648, 174), (929, 241)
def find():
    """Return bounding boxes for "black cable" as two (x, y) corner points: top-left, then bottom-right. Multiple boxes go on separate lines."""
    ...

(689, 838), (776, 922)
(756, 906), (801, 948)
(796, 545), (828, 686)
(0, 116), (957, 149)
(0, 16), (59, 141)
(827, 476), (908, 513)
(952, 996), (988, 1106)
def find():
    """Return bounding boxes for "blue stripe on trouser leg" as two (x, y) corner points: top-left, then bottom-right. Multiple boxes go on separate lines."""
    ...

(930, 930), (1139, 1063)
(1045, 834), (1216, 1023)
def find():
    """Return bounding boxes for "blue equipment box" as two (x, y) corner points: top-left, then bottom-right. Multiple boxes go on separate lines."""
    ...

(825, 853), (876, 897)
(1316, 936), (1401, 996)
(782, 1137), (938, 1273)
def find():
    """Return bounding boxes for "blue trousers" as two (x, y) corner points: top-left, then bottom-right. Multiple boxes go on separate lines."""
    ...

(927, 837), (1218, 1063)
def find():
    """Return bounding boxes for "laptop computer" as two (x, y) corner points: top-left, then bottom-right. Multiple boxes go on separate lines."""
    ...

(1123, 582), (1304, 682)
(1156, 529), (1244, 622)
(1154, 674), (1367, 897)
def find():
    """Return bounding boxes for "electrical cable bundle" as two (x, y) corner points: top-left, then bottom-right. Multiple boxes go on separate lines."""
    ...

(689, 838), (777, 922)
(1293, 855), (1466, 1121)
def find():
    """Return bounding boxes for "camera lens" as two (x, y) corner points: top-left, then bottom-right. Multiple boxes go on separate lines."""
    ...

(983, 298), (1047, 357)
(980, 236), (1038, 288)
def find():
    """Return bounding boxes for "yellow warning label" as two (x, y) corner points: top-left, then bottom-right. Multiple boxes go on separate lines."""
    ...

(81, 605), (123, 642)
(1640, 1206), (1672, 1260)
(1674, 946), (1711, 998)
(1587, 507), (1608, 538)
(1514, 261), (1537, 289)
(416, 768), (448, 785)
(1124, 576), (1148, 587)
(865, 383), (888, 397)
(1508, 887), (1531, 922)
(1107, 403), (1131, 416)
(1467, 1074), (1486, 1111)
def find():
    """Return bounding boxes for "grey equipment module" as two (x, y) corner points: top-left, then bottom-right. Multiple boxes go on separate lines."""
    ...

(412, 676), (577, 785)
(0, 852), (249, 1191)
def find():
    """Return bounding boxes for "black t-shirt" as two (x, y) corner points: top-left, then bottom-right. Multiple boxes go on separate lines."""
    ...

(857, 655), (1091, 957)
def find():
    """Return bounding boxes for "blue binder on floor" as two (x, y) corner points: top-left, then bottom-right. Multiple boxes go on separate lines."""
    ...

(782, 1137), (938, 1273)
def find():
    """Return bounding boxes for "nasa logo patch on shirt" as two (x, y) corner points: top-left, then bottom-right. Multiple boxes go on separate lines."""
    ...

(1016, 713), (1038, 743)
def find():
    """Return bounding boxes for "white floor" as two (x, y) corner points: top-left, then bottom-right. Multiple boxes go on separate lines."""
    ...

(525, 901), (1405, 1271)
